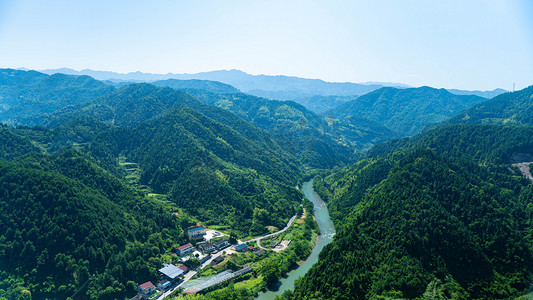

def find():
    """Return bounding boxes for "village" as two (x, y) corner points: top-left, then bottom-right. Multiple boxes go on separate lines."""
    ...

(132, 214), (298, 300)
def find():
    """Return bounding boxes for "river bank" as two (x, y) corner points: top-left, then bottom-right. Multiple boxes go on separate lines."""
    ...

(256, 180), (336, 299)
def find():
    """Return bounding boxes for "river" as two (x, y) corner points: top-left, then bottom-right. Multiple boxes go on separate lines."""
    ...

(256, 179), (336, 299)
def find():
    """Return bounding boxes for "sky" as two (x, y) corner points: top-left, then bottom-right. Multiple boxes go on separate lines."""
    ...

(0, 0), (532, 90)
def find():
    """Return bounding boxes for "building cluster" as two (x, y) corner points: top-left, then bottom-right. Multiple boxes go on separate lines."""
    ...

(136, 226), (231, 298)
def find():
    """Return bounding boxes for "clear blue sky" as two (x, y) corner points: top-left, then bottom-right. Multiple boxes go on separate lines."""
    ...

(0, 0), (532, 90)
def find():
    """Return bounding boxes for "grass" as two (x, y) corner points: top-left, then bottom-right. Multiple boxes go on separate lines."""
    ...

(235, 277), (262, 289)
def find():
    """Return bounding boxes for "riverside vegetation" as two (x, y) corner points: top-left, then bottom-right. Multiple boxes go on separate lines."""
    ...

(0, 68), (532, 299)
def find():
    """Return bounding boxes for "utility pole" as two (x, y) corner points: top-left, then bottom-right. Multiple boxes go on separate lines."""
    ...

(513, 83), (515, 92)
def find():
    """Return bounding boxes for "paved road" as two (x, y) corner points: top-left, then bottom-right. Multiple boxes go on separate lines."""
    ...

(160, 214), (297, 299)
(244, 214), (298, 250)
(159, 250), (225, 299)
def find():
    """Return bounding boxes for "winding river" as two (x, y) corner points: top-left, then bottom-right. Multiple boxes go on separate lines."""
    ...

(256, 180), (336, 299)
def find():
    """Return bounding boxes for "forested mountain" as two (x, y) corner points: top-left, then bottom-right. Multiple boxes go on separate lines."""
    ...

(3, 68), (530, 299)
(185, 90), (358, 168)
(40, 68), (391, 97)
(0, 69), (114, 126)
(368, 124), (533, 164)
(330, 86), (487, 136)
(444, 85), (533, 126)
(152, 78), (240, 94)
(82, 107), (303, 233)
(289, 150), (533, 299)
(289, 95), (358, 114)
(0, 124), (41, 160)
(3, 83), (305, 235)
(0, 150), (191, 299)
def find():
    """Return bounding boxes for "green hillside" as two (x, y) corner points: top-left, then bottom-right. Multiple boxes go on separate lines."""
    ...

(444, 85), (533, 126)
(0, 124), (42, 160)
(289, 150), (533, 299)
(152, 78), (240, 94)
(186, 90), (394, 168)
(0, 152), (190, 299)
(330, 86), (487, 136)
(367, 124), (533, 164)
(0, 69), (114, 126)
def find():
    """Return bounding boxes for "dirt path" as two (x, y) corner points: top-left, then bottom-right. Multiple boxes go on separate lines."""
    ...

(512, 162), (533, 183)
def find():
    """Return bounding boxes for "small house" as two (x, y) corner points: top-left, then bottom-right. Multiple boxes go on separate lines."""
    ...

(198, 242), (215, 253)
(177, 243), (195, 257)
(235, 243), (247, 252)
(179, 265), (189, 274)
(210, 256), (224, 266)
(138, 281), (156, 295)
(213, 239), (229, 250)
(188, 227), (207, 240)
(253, 249), (267, 257)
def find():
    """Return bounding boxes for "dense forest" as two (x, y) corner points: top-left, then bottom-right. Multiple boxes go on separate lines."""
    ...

(289, 150), (533, 299)
(1, 69), (532, 299)
(330, 86), (487, 136)
(367, 124), (533, 164)
(0, 151), (193, 299)
(443, 85), (533, 127)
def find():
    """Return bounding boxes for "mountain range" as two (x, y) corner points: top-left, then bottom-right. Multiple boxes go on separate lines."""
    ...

(38, 68), (506, 109)
(0, 68), (530, 299)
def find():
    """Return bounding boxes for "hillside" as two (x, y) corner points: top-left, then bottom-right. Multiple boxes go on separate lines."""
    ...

(0, 151), (190, 299)
(444, 85), (533, 126)
(289, 150), (533, 299)
(367, 124), (533, 164)
(40, 68), (390, 97)
(152, 78), (240, 94)
(0, 124), (42, 160)
(0, 69), (114, 126)
(185, 90), (358, 168)
(330, 86), (487, 136)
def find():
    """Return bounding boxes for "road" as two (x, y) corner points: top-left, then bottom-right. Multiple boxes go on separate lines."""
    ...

(159, 249), (225, 299)
(243, 214), (298, 250)
(160, 213), (298, 299)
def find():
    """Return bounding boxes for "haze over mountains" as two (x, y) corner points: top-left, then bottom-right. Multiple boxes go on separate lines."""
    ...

(38, 68), (507, 113)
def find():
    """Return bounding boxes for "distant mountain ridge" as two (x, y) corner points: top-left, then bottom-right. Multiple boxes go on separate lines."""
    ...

(38, 68), (506, 108)
(330, 86), (487, 136)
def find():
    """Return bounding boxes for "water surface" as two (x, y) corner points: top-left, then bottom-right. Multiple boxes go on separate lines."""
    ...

(256, 180), (336, 299)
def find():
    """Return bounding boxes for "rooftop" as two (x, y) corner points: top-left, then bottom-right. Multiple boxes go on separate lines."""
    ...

(178, 243), (193, 250)
(188, 227), (206, 233)
(159, 264), (184, 279)
(139, 281), (154, 290)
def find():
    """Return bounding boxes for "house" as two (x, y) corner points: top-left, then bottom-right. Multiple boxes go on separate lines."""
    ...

(199, 253), (211, 263)
(179, 265), (189, 274)
(198, 242), (215, 253)
(176, 243), (195, 257)
(187, 227), (207, 240)
(235, 243), (247, 252)
(158, 280), (172, 290)
(233, 265), (253, 277)
(159, 263), (184, 281)
(253, 249), (267, 257)
(138, 281), (156, 295)
(181, 251), (211, 264)
(213, 239), (229, 250)
(210, 256), (224, 266)
(247, 245), (255, 251)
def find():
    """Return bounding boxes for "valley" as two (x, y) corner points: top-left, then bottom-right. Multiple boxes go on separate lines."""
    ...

(0, 68), (531, 300)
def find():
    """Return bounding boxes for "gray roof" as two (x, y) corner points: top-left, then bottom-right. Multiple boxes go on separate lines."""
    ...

(159, 263), (184, 279)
